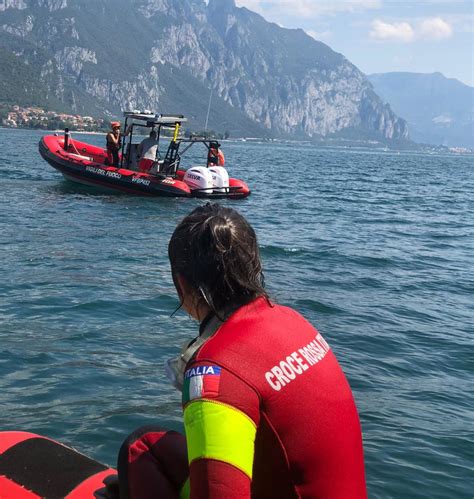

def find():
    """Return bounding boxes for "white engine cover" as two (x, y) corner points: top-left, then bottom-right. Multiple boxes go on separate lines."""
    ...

(208, 166), (229, 192)
(183, 167), (213, 193)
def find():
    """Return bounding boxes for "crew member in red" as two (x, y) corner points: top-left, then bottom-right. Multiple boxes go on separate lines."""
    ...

(118, 203), (367, 498)
(207, 143), (225, 167)
(106, 121), (122, 167)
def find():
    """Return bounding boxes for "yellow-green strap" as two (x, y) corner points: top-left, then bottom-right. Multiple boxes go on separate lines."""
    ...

(183, 399), (257, 479)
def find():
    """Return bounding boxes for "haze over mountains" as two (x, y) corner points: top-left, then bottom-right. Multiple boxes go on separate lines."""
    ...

(368, 72), (474, 148)
(0, 0), (410, 142)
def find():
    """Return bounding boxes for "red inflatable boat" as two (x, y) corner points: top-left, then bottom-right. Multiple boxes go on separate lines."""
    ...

(0, 431), (115, 498)
(39, 112), (250, 199)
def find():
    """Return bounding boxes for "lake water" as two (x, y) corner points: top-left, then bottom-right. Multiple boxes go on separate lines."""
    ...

(0, 128), (472, 498)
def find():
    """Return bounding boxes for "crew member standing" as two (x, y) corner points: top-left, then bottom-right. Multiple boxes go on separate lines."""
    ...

(106, 121), (122, 167)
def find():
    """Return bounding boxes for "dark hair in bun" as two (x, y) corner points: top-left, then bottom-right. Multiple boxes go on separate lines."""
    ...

(168, 203), (268, 318)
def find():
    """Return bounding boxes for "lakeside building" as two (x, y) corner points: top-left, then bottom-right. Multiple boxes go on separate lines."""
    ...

(1, 106), (106, 131)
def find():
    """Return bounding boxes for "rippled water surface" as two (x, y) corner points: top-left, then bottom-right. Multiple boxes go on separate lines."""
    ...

(1, 128), (473, 498)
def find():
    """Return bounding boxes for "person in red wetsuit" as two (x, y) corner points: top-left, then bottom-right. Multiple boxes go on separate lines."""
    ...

(118, 203), (366, 499)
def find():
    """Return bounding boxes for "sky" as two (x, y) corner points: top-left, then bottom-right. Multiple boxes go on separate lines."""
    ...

(234, 0), (474, 86)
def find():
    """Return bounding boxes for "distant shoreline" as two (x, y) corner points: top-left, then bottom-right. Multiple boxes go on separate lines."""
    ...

(1, 126), (471, 155)
(0, 126), (106, 136)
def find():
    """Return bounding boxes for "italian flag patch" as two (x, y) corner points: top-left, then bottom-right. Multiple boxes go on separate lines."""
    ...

(182, 365), (222, 404)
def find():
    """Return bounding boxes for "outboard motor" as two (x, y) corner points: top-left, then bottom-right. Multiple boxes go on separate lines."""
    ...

(183, 167), (213, 194)
(209, 166), (229, 193)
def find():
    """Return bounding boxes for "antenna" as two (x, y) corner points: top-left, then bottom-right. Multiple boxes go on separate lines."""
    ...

(204, 87), (213, 132)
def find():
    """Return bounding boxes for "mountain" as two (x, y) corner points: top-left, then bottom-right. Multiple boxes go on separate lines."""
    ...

(368, 72), (474, 148)
(0, 0), (409, 141)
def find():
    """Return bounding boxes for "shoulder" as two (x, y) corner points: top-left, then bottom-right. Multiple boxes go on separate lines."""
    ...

(200, 299), (311, 355)
(194, 298), (326, 385)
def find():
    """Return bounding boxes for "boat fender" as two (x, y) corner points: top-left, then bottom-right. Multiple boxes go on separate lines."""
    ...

(68, 153), (94, 161)
(208, 166), (229, 193)
(183, 167), (213, 193)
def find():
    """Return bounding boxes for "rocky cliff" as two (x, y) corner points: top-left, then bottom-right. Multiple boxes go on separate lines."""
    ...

(0, 0), (409, 140)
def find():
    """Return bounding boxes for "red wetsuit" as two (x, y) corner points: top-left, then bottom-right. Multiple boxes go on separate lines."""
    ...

(182, 297), (367, 498)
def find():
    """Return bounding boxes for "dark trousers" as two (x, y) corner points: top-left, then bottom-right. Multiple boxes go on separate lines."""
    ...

(107, 148), (120, 167)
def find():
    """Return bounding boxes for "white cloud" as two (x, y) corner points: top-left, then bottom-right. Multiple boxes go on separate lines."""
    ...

(370, 19), (415, 42)
(420, 17), (453, 39)
(369, 17), (453, 42)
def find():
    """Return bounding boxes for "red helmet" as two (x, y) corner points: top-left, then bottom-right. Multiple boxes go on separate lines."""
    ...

(111, 121), (121, 129)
